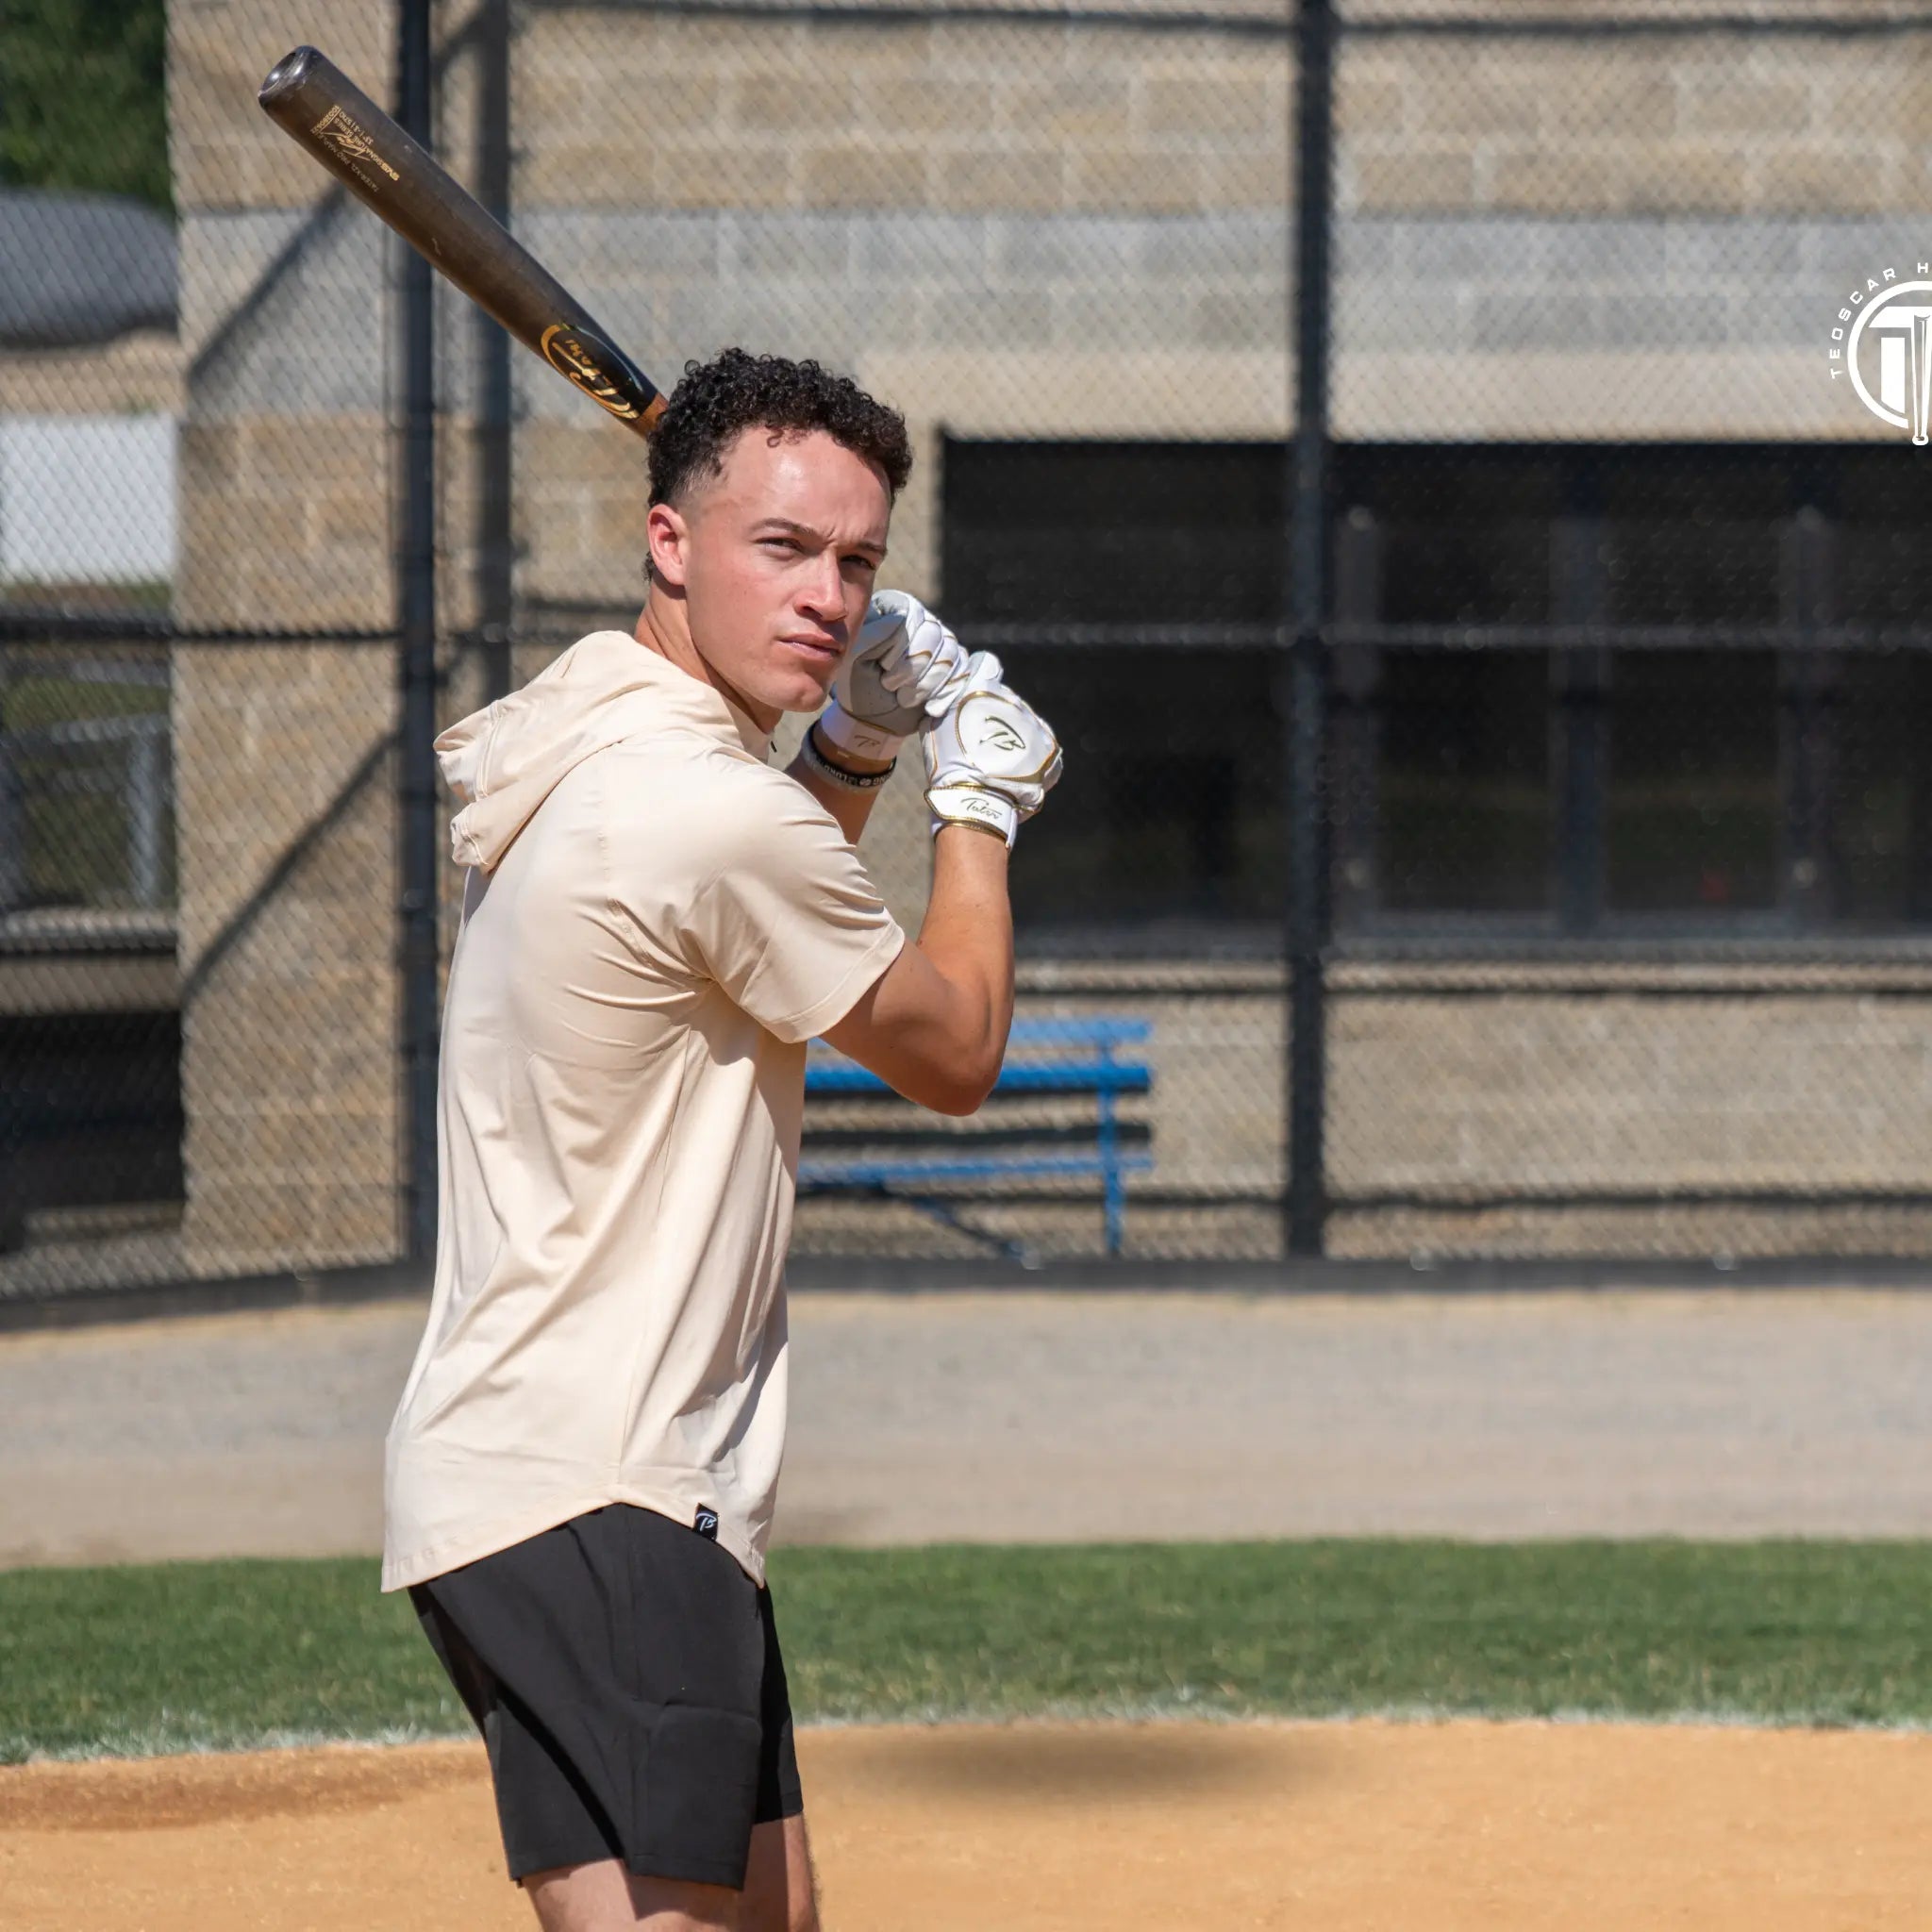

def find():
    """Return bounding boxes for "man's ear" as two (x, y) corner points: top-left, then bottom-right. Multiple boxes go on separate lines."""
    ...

(646, 501), (691, 589)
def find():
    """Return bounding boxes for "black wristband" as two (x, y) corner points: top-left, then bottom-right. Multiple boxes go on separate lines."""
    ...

(802, 723), (896, 791)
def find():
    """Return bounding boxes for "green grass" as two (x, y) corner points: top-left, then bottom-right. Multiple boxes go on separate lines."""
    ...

(4, 1541), (1930, 1763)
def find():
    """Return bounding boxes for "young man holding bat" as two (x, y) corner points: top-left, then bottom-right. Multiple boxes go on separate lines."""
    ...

(380, 348), (1061, 1932)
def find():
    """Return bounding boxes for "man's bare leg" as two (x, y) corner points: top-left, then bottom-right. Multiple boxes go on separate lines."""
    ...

(742, 1814), (821, 1932)
(524, 1859), (738, 1931)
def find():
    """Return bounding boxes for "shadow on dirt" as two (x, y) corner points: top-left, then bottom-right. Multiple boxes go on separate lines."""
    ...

(831, 1719), (1329, 1805)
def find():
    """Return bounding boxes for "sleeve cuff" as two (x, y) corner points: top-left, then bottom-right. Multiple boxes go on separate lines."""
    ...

(764, 922), (908, 1046)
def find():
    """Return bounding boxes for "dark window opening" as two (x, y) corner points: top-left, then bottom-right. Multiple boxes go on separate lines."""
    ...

(941, 439), (1283, 626)
(1601, 452), (1790, 627)
(1606, 650), (1780, 916)
(989, 645), (1283, 954)
(1374, 649), (1550, 916)
(1341, 447), (1559, 626)
(940, 434), (1932, 951)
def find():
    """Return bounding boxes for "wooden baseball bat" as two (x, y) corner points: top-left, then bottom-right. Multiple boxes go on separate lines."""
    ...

(258, 44), (666, 437)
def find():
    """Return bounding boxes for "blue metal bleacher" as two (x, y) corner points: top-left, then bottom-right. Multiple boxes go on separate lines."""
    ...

(800, 1017), (1153, 1258)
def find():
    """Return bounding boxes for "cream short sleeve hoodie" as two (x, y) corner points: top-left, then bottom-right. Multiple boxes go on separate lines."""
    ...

(381, 631), (906, 1591)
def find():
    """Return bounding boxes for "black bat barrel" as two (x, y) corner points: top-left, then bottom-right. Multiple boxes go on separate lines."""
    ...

(258, 46), (664, 435)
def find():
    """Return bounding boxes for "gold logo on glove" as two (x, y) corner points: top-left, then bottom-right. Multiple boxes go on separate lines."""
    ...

(975, 715), (1027, 757)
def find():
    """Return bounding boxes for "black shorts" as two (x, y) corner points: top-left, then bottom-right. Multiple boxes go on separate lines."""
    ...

(409, 1503), (803, 1890)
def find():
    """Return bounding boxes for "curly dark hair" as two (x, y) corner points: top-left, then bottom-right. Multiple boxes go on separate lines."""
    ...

(647, 348), (913, 509)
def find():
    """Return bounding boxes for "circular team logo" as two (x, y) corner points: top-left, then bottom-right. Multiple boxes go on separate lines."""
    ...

(1828, 264), (1932, 444)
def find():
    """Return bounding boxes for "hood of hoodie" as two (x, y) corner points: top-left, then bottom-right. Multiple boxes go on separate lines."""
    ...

(438, 629), (772, 873)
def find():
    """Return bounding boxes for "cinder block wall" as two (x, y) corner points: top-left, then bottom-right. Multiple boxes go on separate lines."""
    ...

(506, 9), (1923, 938)
(508, 9), (1922, 597)
(508, 8), (1296, 622)
(1324, 965), (1932, 1260)
(166, 0), (1932, 1267)
(1333, 23), (1932, 439)
(170, 1), (402, 1274)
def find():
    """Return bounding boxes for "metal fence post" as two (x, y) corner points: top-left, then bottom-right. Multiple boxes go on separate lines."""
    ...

(1553, 454), (1607, 937)
(0, 662), (21, 913)
(127, 721), (165, 908)
(397, 0), (441, 1265)
(1285, 0), (1334, 1257)
(476, 0), (516, 703)
(1781, 501), (1834, 930)
(0, 757), (20, 914)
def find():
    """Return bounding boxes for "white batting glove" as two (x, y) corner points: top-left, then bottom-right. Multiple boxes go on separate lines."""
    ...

(922, 652), (1063, 848)
(817, 591), (972, 763)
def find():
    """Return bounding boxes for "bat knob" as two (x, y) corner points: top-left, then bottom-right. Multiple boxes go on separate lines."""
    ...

(259, 45), (322, 108)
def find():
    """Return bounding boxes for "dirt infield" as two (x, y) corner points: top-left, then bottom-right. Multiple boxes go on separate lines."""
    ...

(4, 1722), (1927, 1929)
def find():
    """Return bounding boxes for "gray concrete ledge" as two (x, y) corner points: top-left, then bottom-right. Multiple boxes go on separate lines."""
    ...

(5, 1250), (1931, 1338)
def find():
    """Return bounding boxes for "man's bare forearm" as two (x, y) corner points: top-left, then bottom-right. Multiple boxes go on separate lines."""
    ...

(915, 824), (1014, 1087)
(817, 816), (1016, 1113)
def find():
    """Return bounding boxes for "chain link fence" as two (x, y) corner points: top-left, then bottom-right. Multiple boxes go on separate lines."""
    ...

(6, 0), (1932, 1300)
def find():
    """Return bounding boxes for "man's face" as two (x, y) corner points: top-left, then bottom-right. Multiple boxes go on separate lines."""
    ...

(647, 426), (891, 727)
